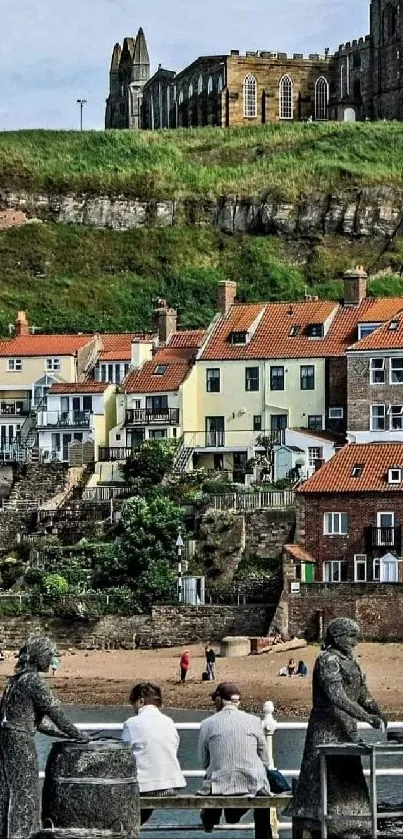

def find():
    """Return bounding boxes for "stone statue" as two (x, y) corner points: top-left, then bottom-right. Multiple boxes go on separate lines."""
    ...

(0, 635), (89, 839)
(291, 617), (387, 839)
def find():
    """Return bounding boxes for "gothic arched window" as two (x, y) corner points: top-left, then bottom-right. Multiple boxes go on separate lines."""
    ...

(179, 90), (184, 105)
(218, 75), (223, 93)
(279, 75), (293, 120)
(198, 74), (203, 95)
(383, 2), (398, 41)
(315, 76), (329, 121)
(207, 76), (213, 95)
(244, 74), (257, 118)
(188, 83), (194, 99)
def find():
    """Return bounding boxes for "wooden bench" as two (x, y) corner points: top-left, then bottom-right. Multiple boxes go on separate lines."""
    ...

(140, 793), (292, 838)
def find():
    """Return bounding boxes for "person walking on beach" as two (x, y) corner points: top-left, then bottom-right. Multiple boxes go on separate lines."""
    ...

(180, 650), (191, 683)
(198, 682), (271, 832)
(205, 645), (216, 681)
(122, 682), (186, 825)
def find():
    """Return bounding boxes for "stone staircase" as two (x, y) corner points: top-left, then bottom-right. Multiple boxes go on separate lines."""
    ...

(171, 438), (195, 473)
(7, 462), (69, 507)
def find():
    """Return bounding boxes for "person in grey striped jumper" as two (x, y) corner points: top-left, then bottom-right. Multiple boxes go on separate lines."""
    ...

(198, 682), (271, 832)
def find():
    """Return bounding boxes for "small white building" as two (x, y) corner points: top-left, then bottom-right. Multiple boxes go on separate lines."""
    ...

(37, 382), (116, 462)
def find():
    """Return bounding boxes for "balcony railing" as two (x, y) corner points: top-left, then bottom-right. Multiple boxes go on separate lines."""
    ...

(365, 525), (402, 552)
(98, 446), (137, 462)
(37, 411), (91, 429)
(125, 408), (179, 426)
(0, 401), (30, 416)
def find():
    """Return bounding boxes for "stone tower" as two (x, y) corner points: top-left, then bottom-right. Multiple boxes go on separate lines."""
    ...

(370, 0), (403, 118)
(105, 27), (150, 129)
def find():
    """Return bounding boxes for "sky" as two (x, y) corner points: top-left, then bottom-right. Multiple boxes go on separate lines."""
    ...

(0, 0), (370, 131)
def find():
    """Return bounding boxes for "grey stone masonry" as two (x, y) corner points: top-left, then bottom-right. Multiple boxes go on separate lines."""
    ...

(347, 353), (403, 432)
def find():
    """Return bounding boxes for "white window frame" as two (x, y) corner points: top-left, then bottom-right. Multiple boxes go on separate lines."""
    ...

(354, 554), (367, 582)
(315, 76), (329, 121)
(7, 358), (22, 372)
(279, 75), (293, 120)
(329, 407), (344, 419)
(388, 405), (403, 430)
(308, 447), (322, 468)
(390, 356), (403, 384)
(323, 512), (348, 536)
(46, 357), (61, 372)
(373, 557), (380, 582)
(388, 467), (402, 483)
(244, 74), (257, 118)
(370, 358), (385, 384)
(377, 511), (395, 527)
(358, 323), (380, 340)
(323, 560), (343, 583)
(370, 404), (386, 431)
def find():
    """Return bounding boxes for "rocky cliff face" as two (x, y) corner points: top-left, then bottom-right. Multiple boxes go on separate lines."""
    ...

(1, 185), (402, 238)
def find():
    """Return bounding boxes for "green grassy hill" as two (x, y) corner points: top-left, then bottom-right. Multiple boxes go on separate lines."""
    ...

(1, 124), (403, 333)
(1, 123), (403, 199)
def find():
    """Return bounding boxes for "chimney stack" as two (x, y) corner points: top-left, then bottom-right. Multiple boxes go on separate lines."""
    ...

(343, 266), (368, 306)
(217, 281), (237, 315)
(154, 299), (177, 344)
(15, 311), (29, 337)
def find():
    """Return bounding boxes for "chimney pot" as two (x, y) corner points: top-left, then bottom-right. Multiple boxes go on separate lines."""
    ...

(343, 266), (368, 306)
(217, 281), (237, 315)
(15, 310), (29, 337)
(154, 301), (177, 344)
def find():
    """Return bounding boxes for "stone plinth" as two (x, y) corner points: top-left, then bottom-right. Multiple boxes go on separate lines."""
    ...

(220, 636), (251, 657)
(42, 740), (139, 837)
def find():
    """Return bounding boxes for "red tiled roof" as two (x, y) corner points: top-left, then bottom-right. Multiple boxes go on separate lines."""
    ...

(200, 298), (403, 361)
(0, 334), (93, 357)
(349, 312), (403, 351)
(284, 544), (316, 564)
(99, 333), (154, 361)
(295, 428), (345, 444)
(123, 359), (190, 393)
(49, 382), (111, 394)
(299, 442), (403, 493)
(168, 330), (206, 349)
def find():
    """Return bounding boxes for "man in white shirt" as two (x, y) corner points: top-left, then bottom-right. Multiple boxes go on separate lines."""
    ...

(122, 682), (186, 824)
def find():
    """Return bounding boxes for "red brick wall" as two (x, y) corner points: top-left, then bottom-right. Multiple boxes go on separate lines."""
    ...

(288, 582), (403, 641)
(298, 491), (403, 580)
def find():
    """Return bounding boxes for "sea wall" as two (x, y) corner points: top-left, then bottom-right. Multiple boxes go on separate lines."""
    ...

(0, 605), (274, 650)
(1, 186), (402, 237)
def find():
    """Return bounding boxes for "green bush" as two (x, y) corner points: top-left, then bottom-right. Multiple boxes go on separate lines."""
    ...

(42, 573), (69, 597)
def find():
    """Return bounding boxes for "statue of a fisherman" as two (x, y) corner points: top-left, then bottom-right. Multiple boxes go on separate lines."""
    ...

(0, 636), (88, 839)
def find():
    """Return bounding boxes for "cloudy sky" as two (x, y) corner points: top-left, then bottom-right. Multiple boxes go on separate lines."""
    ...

(1, 0), (369, 131)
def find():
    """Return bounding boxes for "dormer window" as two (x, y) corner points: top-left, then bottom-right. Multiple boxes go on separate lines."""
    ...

(388, 467), (402, 484)
(229, 331), (247, 345)
(389, 320), (400, 331)
(358, 322), (381, 340)
(307, 323), (323, 339)
(154, 364), (167, 376)
(289, 325), (301, 337)
(351, 463), (364, 478)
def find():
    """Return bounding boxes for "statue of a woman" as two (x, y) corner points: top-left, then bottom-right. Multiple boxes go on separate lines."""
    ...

(291, 617), (387, 838)
(0, 636), (89, 839)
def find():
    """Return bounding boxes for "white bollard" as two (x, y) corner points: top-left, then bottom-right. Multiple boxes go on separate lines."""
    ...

(262, 701), (279, 839)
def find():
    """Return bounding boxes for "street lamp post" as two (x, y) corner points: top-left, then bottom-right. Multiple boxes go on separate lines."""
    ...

(76, 99), (87, 131)
(176, 526), (185, 603)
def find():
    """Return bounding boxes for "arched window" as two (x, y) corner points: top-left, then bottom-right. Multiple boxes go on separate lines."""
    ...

(279, 75), (293, 120)
(383, 2), (397, 41)
(172, 85), (177, 102)
(207, 76), (213, 95)
(244, 74), (257, 118)
(188, 83), (193, 99)
(315, 76), (329, 121)
(198, 74), (203, 95)
(179, 90), (184, 105)
(218, 75), (223, 93)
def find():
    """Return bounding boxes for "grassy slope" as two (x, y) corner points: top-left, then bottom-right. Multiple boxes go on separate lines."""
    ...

(1, 123), (403, 199)
(1, 224), (403, 334)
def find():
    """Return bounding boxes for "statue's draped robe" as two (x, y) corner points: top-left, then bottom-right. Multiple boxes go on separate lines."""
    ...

(0, 670), (80, 839)
(291, 648), (381, 838)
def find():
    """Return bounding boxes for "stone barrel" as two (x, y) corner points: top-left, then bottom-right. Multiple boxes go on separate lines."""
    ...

(220, 635), (251, 658)
(41, 739), (140, 838)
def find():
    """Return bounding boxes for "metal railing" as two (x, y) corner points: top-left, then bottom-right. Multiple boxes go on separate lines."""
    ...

(36, 717), (403, 835)
(81, 485), (133, 501)
(366, 526), (402, 551)
(98, 446), (137, 462)
(126, 408), (179, 425)
(0, 400), (30, 416)
(36, 411), (92, 428)
(209, 490), (295, 511)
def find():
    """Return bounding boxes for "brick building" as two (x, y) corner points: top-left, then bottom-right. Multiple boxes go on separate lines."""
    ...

(106, 1), (403, 128)
(294, 442), (403, 584)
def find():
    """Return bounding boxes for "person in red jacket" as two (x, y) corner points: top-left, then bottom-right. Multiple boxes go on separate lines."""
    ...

(179, 650), (191, 683)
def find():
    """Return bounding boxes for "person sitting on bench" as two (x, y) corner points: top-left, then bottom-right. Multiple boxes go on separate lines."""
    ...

(198, 681), (271, 833)
(122, 681), (186, 825)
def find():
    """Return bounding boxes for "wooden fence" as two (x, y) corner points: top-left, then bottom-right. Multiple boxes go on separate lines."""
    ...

(209, 490), (295, 511)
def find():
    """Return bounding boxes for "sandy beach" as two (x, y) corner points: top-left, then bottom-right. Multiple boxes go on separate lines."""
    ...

(0, 642), (402, 718)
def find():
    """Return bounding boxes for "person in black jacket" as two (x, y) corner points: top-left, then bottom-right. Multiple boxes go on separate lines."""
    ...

(205, 645), (216, 681)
